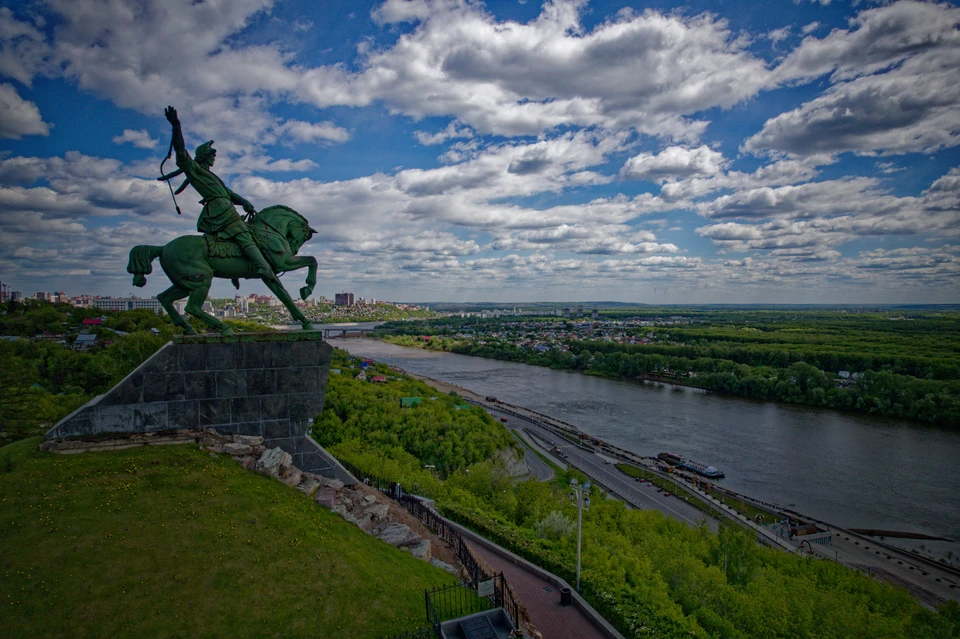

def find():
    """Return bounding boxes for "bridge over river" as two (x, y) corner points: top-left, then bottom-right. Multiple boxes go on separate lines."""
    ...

(322, 327), (373, 339)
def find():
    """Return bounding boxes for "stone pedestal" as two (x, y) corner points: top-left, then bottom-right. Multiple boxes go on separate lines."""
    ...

(45, 332), (351, 481)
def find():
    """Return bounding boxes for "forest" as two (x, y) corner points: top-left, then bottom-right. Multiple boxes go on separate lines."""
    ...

(318, 350), (960, 638)
(373, 308), (960, 426)
(0, 300), (264, 446)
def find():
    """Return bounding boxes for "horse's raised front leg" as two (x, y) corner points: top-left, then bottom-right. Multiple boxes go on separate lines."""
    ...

(272, 254), (318, 301)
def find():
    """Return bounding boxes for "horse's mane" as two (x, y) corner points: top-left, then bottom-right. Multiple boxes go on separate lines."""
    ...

(253, 204), (314, 255)
(257, 204), (310, 229)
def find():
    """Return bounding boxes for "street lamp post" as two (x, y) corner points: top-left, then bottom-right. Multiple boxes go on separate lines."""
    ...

(569, 478), (591, 592)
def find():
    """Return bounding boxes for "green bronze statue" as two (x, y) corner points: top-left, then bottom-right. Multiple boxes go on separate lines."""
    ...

(125, 106), (319, 335)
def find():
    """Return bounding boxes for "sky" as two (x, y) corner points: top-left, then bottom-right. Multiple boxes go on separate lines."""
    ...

(0, 0), (959, 304)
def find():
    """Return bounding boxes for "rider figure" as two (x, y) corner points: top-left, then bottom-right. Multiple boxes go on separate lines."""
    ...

(163, 106), (280, 284)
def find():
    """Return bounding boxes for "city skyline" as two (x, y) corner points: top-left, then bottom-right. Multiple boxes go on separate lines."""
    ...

(1, 0), (959, 304)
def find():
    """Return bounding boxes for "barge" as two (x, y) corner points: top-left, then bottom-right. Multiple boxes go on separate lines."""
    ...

(657, 452), (725, 479)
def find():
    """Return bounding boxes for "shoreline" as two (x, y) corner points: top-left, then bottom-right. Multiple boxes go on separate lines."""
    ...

(392, 366), (960, 605)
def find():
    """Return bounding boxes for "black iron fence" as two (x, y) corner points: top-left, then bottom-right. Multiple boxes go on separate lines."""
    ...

(382, 627), (437, 639)
(339, 458), (400, 495)
(425, 580), (492, 625)
(338, 458), (525, 638)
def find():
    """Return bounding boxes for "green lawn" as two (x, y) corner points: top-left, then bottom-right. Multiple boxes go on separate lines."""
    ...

(702, 486), (782, 524)
(0, 438), (453, 639)
(615, 463), (725, 519)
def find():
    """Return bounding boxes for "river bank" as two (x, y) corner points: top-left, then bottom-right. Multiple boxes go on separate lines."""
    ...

(333, 337), (960, 569)
(357, 349), (960, 606)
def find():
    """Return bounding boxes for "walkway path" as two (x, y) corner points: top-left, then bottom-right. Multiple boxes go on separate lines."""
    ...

(466, 540), (609, 639)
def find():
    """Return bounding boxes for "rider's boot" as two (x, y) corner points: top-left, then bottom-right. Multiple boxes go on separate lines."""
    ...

(242, 244), (281, 285)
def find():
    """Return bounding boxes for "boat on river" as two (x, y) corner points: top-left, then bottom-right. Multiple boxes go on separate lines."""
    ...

(658, 452), (725, 479)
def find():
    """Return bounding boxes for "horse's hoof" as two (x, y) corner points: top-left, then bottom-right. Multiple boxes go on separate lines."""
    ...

(300, 287), (311, 301)
(221, 326), (236, 336)
(183, 327), (198, 336)
(301, 321), (315, 331)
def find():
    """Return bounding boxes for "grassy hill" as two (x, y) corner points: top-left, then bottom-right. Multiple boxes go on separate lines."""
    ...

(0, 438), (452, 638)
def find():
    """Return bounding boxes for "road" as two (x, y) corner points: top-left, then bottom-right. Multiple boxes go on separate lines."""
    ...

(480, 402), (960, 607)
(510, 428), (555, 482)
(492, 408), (716, 531)
(397, 369), (960, 607)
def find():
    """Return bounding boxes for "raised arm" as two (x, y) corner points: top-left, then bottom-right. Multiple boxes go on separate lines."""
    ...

(164, 106), (191, 167)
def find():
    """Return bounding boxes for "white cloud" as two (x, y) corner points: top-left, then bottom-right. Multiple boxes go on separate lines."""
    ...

(414, 121), (474, 145)
(620, 145), (727, 183)
(748, 1), (960, 157)
(0, 83), (49, 138)
(313, 0), (773, 139)
(768, 26), (790, 45)
(0, 8), (51, 85)
(775, 1), (960, 83)
(112, 128), (157, 149)
(745, 49), (960, 156)
(695, 170), (960, 253)
(278, 119), (351, 144)
(371, 0), (434, 25)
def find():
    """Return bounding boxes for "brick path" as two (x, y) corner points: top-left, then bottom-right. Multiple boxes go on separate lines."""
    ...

(466, 540), (607, 639)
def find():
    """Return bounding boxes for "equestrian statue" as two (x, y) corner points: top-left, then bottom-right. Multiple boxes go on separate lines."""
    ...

(126, 106), (318, 335)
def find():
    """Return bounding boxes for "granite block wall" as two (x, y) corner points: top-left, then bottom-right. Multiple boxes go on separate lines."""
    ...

(45, 332), (348, 479)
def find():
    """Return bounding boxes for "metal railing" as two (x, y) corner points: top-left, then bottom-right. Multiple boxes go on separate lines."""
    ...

(425, 580), (492, 626)
(339, 458), (525, 638)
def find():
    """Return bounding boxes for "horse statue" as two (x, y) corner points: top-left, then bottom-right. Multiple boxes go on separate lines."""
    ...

(126, 204), (318, 335)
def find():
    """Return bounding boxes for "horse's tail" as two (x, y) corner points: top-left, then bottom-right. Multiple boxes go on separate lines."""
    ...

(127, 245), (164, 287)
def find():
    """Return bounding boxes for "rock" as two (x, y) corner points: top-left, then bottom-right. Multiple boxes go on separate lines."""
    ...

(341, 496), (354, 508)
(321, 478), (344, 491)
(363, 494), (376, 505)
(409, 540), (431, 562)
(376, 523), (422, 548)
(233, 455), (257, 470)
(278, 464), (302, 488)
(233, 435), (264, 446)
(224, 442), (253, 456)
(332, 504), (347, 517)
(297, 476), (322, 496)
(345, 513), (373, 532)
(430, 558), (458, 575)
(209, 452), (219, 459)
(364, 503), (389, 520)
(208, 445), (225, 454)
(256, 447), (292, 479)
(204, 428), (232, 444)
(315, 488), (337, 509)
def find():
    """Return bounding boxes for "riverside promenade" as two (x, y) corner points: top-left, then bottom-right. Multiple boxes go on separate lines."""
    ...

(399, 368), (960, 608)
(467, 540), (611, 639)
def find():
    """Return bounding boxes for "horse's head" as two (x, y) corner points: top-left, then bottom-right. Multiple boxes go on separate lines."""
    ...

(255, 205), (317, 254)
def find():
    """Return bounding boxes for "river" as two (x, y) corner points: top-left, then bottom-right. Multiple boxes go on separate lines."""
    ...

(333, 338), (960, 564)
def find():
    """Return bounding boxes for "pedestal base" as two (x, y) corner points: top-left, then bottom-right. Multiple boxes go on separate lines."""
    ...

(45, 332), (351, 481)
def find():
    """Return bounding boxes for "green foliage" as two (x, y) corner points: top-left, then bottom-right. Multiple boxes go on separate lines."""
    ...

(0, 437), (452, 638)
(377, 309), (960, 426)
(315, 350), (514, 477)
(534, 510), (575, 541)
(323, 357), (956, 638)
(0, 302), (180, 446)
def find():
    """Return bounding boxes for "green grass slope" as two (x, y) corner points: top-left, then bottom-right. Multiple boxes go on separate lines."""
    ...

(0, 438), (452, 638)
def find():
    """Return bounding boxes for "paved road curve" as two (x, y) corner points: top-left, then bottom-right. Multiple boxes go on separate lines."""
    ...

(493, 408), (716, 531)
(511, 428), (555, 482)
